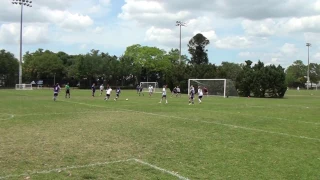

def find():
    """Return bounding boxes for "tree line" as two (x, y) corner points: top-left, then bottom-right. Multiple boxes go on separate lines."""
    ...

(1, 33), (314, 98)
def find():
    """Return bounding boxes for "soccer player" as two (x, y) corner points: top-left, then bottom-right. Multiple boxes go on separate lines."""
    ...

(148, 85), (153, 97)
(91, 83), (96, 97)
(159, 85), (168, 104)
(176, 86), (181, 97)
(189, 85), (195, 105)
(104, 87), (112, 101)
(136, 85), (140, 94)
(100, 84), (104, 96)
(114, 87), (121, 101)
(53, 83), (61, 101)
(171, 87), (177, 97)
(198, 86), (203, 104)
(65, 83), (70, 98)
(139, 86), (144, 96)
(203, 87), (208, 97)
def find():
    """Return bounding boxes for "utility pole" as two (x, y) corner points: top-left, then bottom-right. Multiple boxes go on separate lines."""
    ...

(176, 21), (186, 64)
(306, 43), (311, 90)
(12, 0), (33, 84)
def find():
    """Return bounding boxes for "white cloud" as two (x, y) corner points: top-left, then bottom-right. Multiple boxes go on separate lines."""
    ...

(99, 0), (111, 6)
(93, 26), (104, 34)
(280, 43), (298, 55)
(242, 19), (276, 37)
(118, 0), (191, 28)
(215, 36), (253, 49)
(0, 23), (49, 44)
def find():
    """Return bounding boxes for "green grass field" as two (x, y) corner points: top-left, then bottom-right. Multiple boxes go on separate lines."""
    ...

(0, 89), (319, 180)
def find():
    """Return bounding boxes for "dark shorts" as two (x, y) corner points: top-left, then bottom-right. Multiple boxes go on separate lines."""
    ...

(107, 94), (110, 97)
(66, 90), (70, 94)
(116, 94), (119, 97)
(162, 95), (166, 98)
(54, 92), (58, 97)
(199, 96), (203, 99)
(190, 96), (194, 100)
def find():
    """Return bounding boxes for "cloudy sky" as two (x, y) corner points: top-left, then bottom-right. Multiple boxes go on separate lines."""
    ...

(1, 0), (320, 67)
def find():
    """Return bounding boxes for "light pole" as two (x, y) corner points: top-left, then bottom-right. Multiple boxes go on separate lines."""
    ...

(12, 0), (32, 85)
(306, 43), (311, 90)
(176, 21), (186, 64)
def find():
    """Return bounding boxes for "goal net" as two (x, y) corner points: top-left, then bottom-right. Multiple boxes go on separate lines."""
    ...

(188, 79), (238, 98)
(15, 84), (33, 90)
(139, 82), (161, 93)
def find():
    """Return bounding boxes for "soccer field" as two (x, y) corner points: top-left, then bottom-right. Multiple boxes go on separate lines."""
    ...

(0, 89), (319, 180)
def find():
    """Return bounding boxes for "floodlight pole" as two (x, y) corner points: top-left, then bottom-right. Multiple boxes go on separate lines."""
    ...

(12, 0), (32, 84)
(176, 21), (185, 64)
(306, 43), (311, 90)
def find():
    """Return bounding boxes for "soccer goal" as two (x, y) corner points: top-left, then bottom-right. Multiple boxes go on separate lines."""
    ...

(188, 79), (238, 98)
(15, 84), (33, 90)
(140, 82), (161, 93)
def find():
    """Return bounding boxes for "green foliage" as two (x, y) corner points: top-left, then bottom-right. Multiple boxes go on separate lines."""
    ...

(188, 33), (209, 65)
(0, 49), (19, 87)
(236, 60), (287, 98)
(285, 60), (307, 88)
(2, 44), (291, 95)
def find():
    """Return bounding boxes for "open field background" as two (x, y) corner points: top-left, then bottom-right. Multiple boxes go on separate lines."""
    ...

(0, 89), (319, 179)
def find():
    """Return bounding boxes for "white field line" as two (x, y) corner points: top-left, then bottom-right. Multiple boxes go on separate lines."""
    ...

(182, 107), (320, 125)
(63, 100), (320, 142)
(13, 110), (120, 117)
(0, 158), (189, 180)
(134, 159), (189, 180)
(0, 113), (14, 121)
(0, 159), (134, 180)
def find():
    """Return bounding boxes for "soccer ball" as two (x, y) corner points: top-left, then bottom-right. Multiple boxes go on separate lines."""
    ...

(126, 98), (128, 101)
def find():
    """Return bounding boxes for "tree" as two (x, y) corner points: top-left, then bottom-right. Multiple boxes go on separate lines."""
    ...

(236, 60), (254, 97)
(236, 60), (287, 98)
(0, 49), (19, 87)
(188, 33), (210, 65)
(217, 62), (242, 81)
(23, 49), (65, 85)
(285, 60), (307, 88)
(309, 63), (320, 88)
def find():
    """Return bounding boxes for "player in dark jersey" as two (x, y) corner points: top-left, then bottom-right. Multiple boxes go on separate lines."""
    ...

(171, 87), (177, 97)
(114, 87), (121, 101)
(53, 83), (61, 101)
(189, 86), (195, 105)
(139, 86), (144, 96)
(65, 83), (70, 98)
(91, 83), (96, 97)
(203, 87), (208, 97)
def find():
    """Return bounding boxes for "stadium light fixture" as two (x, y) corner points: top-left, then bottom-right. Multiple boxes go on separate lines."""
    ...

(12, 0), (33, 85)
(306, 43), (311, 90)
(176, 21), (186, 64)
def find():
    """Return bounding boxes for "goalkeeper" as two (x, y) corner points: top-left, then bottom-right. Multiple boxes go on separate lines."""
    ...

(65, 83), (70, 98)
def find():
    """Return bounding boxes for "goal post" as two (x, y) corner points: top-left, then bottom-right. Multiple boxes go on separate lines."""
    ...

(188, 79), (238, 98)
(139, 82), (161, 93)
(15, 84), (33, 90)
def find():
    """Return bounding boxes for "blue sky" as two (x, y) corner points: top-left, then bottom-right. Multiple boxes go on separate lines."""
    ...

(1, 0), (320, 68)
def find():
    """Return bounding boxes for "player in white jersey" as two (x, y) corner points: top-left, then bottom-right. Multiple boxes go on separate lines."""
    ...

(198, 86), (203, 104)
(159, 85), (168, 104)
(176, 86), (181, 97)
(99, 84), (104, 96)
(148, 85), (153, 97)
(104, 87), (112, 101)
